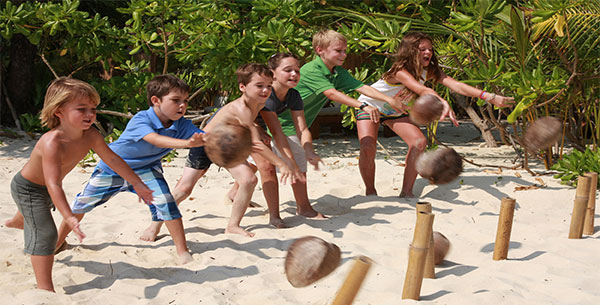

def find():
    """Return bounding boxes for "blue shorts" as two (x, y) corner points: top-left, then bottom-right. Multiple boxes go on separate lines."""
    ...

(71, 166), (181, 221)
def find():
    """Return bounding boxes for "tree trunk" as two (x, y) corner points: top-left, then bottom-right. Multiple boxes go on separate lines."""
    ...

(453, 94), (498, 147)
(4, 33), (37, 126)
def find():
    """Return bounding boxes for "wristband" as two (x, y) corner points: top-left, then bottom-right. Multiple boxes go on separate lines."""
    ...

(359, 102), (369, 110)
(479, 91), (486, 99)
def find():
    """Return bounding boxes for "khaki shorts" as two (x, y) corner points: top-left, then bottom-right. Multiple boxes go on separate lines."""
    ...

(272, 135), (307, 173)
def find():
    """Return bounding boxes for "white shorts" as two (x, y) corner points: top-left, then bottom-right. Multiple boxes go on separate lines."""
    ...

(248, 135), (307, 173)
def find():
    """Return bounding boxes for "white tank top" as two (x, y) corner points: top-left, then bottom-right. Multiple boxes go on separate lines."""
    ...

(358, 71), (426, 116)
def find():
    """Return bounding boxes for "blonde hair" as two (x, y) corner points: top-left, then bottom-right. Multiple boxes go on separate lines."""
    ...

(312, 29), (347, 51)
(40, 77), (100, 129)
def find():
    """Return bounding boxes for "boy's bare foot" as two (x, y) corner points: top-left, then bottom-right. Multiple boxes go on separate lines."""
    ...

(225, 225), (255, 237)
(399, 191), (415, 198)
(269, 218), (287, 229)
(140, 222), (162, 242)
(177, 251), (194, 265)
(54, 241), (68, 254)
(297, 210), (327, 219)
(4, 217), (24, 229)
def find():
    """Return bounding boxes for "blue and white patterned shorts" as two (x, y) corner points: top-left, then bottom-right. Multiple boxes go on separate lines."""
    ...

(71, 166), (181, 221)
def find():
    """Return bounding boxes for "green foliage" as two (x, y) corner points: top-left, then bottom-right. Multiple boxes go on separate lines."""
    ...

(19, 113), (44, 133)
(552, 148), (600, 187)
(2, 0), (600, 156)
(162, 149), (178, 164)
(78, 149), (98, 168)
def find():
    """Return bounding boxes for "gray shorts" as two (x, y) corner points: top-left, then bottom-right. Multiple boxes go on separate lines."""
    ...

(11, 171), (57, 256)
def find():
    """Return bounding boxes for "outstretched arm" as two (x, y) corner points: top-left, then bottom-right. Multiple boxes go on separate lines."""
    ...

(143, 132), (204, 149)
(323, 88), (381, 123)
(90, 130), (154, 205)
(439, 73), (514, 108)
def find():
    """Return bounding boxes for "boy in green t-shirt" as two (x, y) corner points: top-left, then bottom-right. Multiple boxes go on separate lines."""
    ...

(277, 29), (407, 136)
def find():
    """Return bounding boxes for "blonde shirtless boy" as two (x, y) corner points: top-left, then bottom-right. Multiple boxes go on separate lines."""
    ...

(5, 77), (153, 292)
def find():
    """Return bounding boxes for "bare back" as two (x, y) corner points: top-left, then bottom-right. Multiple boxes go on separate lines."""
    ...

(20, 128), (99, 186)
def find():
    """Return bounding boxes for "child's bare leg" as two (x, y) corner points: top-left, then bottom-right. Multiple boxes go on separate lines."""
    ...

(227, 181), (239, 203)
(225, 163), (257, 237)
(292, 175), (326, 219)
(5, 210), (24, 229)
(31, 254), (55, 292)
(55, 213), (84, 253)
(140, 168), (206, 242)
(254, 153), (285, 228)
(386, 118), (426, 198)
(357, 119), (380, 196)
(163, 217), (193, 264)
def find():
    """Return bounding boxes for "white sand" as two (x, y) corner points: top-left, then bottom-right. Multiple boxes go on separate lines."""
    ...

(1, 122), (598, 304)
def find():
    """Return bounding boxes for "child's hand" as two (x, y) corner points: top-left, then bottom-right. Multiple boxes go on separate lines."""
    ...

(391, 90), (413, 114)
(257, 128), (272, 145)
(133, 182), (154, 205)
(439, 99), (459, 127)
(187, 132), (204, 148)
(488, 94), (515, 108)
(306, 150), (324, 170)
(362, 105), (380, 123)
(65, 216), (86, 242)
(278, 163), (295, 185)
(251, 141), (265, 154)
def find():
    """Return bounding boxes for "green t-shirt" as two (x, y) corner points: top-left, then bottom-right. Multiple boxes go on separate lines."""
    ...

(278, 56), (364, 136)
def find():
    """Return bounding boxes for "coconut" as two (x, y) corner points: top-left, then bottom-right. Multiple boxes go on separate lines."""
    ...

(433, 231), (450, 265)
(523, 117), (562, 152)
(409, 94), (444, 126)
(416, 147), (463, 184)
(284, 236), (341, 288)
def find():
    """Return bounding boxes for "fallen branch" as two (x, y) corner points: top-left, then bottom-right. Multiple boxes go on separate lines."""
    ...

(376, 140), (405, 166)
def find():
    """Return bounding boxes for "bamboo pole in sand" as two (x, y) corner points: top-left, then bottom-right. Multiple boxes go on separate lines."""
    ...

(569, 176), (591, 239)
(416, 202), (435, 279)
(493, 197), (516, 260)
(331, 256), (373, 305)
(402, 211), (434, 300)
(583, 172), (597, 236)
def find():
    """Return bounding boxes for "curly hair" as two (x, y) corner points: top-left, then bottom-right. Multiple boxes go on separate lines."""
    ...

(382, 32), (442, 84)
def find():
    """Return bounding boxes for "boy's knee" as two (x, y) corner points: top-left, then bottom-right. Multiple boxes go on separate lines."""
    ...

(412, 137), (427, 151)
(257, 164), (276, 177)
(238, 174), (258, 188)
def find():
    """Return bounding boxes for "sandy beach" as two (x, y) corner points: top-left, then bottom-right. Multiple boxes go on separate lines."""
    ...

(1, 121), (598, 304)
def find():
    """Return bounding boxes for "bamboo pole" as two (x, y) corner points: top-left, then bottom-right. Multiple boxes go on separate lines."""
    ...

(493, 197), (516, 260)
(402, 211), (434, 300)
(583, 172), (597, 235)
(331, 256), (373, 305)
(569, 176), (591, 239)
(416, 202), (435, 279)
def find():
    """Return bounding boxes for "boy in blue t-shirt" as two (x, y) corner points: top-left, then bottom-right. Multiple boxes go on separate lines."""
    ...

(55, 75), (204, 264)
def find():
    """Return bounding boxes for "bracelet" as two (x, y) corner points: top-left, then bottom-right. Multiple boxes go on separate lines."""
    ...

(359, 102), (369, 110)
(479, 91), (486, 99)
(485, 93), (496, 101)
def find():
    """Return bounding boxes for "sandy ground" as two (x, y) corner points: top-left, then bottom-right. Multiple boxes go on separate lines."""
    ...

(0, 121), (598, 304)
